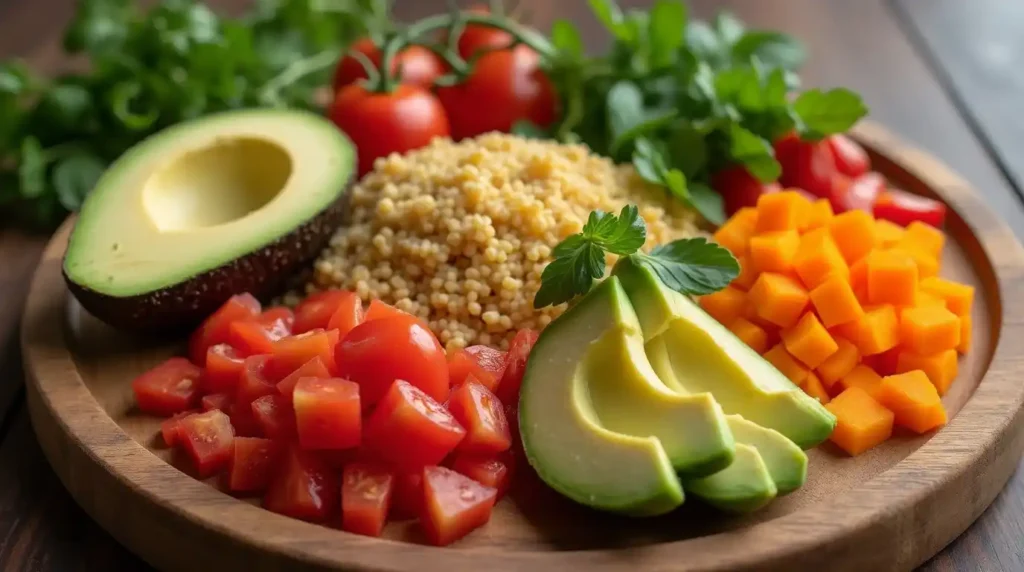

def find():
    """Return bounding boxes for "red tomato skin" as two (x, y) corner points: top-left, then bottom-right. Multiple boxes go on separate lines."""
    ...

(420, 465), (498, 547)
(293, 377), (362, 450)
(495, 329), (539, 406)
(276, 356), (332, 402)
(250, 394), (297, 440)
(201, 393), (231, 412)
(236, 356), (279, 407)
(451, 453), (512, 499)
(228, 400), (263, 438)
(263, 445), (339, 522)
(178, 410), (235, 478)
(436, 45), (556, 141)
(329, 83), (450, 177)
(257, 307), (295, 333)
(202, 343), (246, 394)
(189, 294), (261, 365)
(132, 357), (202, 416)
(333, 38), (444, 92)
(227, 437), (282, 494)
(337, 315), (449, 405)
(267, 329), (339, 380)
(390, 470), (425, 519)
(364, 380), (466, 470)
(448, 346), (507, 391)
(864, 347), (902, 378)
(447, 381), (512, 455)
(341, 462), (395, 537)
(873, 189), (947, 227)
(160, 410), (198, 448)
(227, 320), (280, 357)
(834, 171), (886, 213)
(363, 299), (411, 323)
(778, 138), (838, 198)
(826, 134), (870, 178)
(455, 5), (513, 59)
(294, 290), (357, 334)
(711, 166), (782, 217)
(325, 291), (365, 339)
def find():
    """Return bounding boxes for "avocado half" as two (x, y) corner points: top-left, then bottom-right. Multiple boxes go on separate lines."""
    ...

(62, 108), (355, 332)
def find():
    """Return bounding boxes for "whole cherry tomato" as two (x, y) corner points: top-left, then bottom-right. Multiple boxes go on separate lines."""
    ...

(436, 45), (557, 140)
(711, 165), (782, 216)
(329, 83), (451, 176)
(333, 38), (445, 93)
(455, 5), (514, 59)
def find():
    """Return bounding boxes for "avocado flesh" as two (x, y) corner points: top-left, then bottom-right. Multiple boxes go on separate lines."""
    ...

(521, 278), (685, 516)
(613, 258), (836, 449)
(63, 109), (354, 331)
(685, 443), (778, 513)
(725, 415), (807, 494)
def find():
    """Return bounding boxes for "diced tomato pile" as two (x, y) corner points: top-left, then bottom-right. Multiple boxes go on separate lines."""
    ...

(131, 290), (538, 546)
(712, 132), (948, 228)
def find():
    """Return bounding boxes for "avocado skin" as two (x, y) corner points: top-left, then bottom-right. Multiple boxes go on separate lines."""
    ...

(63, 194), (347, 334)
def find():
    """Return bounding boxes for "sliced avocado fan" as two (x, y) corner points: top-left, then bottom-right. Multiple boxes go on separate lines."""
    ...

(685, 443), (778, 513)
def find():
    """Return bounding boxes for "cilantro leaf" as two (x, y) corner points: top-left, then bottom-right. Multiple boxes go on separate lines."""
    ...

(792, 88), (868, 140)
(638, 237), (740, 295)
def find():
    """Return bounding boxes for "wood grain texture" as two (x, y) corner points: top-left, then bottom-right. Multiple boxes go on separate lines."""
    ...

(20, 121), (1024, 572)
(0, 231), (47, 433)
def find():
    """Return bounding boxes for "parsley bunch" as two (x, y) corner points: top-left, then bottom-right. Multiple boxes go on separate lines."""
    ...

(0, 0), (384, 229)
(534, 205), (740, 308)
(521, 0), (868, 225)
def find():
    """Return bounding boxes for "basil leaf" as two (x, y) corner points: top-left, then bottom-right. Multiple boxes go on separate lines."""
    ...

(606, 80), (645, 145)
(639, 237), (740, 295)
(551, 19), (584, 59)
(648, 0), (687, 68)
(18, 137), (46, 199)
(792, 88), (868, 140)
(52, 153), (105, 210)
(732, 31), (806, 70)
(728, 124), (781, 182)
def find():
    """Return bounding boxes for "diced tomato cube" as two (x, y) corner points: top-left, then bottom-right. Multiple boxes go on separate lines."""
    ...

(293, 377), (361, 450)
(236, 356), (279, 406)
(361, 299), (406, 322)
(266, 329), (339, 379)
(132, 357), (201, 416)
(826, 134), (870, 178)
(178, 410), (235, 478)
(189, 293), (261, 365)
(364, 380), (465, 470)
(257, 307), (295, 334)
(451, 453), (513, 500)
(420, 466), (497, 546)
(325, 291), (364, 339)
(263, 445), (338, 522)
(160, 410), (198, 448)
(202, 343), (246, 394)
(390, 470), (425, 519)
(447, 346), (507, 391)
(227, 437), (282, 494)
(228, 320), (283, 357)
(228, 400), (263, 438)
(276, 357), (332, 402)
(495, 329), (539, 406)
(447, 381), (511, 455)
(293, 290), (357, 334)
(201, 393), (231, 412)
(250, 394), (297, 439)
(341, 462), (395, 537)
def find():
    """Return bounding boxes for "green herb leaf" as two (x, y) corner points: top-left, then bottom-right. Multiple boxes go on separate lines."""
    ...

(632, 137), (668, 185)
(583, 204), (647, 255)
(667, 124), (708, 178)
(511, 120), (549, 139)
(688, 181), (725, 225)
(648, 0), (687, 68)
(792, 88), (868, 140)
(714, 12), (746, 46)
(108, 82), (160, 131)
(606, 80), (645, 145)
(638, 237), (740, 295)
(685, 21), (727, 69)
(732, 31), (806, 70)
(728, 124), (781, 182)
(35, 83), (95, 134)
(551, 19), (584, 59)
(588, 0), (629, 41)
(18, 137), (46, 199)
(52, 153), (105, 210)
(610, 110), (678, 156)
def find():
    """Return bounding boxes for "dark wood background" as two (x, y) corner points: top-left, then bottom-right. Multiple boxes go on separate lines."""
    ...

(1, 0), (1023, 570)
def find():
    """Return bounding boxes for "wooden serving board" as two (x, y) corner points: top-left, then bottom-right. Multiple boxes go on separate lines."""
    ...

(20, 122), (1024, 572)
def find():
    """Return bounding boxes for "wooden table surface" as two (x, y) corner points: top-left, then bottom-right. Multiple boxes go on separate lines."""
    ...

(2, 0), (1024, 570)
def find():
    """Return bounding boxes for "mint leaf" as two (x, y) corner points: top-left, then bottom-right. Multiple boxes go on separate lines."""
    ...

(18, 137), (46, 199)
(607, 80), (645, 145)
(732, 31), (806, 70)
(728, 124), (781, 182)
(648, 1), (687, 68)
(792, 88), (868, 140)
(583, 204), (647, 255)
(638, 237), (740, 295)
(551, 19), (584, 59)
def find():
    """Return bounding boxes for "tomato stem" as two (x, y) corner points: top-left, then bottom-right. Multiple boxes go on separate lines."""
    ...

(260, 47), (342, 103)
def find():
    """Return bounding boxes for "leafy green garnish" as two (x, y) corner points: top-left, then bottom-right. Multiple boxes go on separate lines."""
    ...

(534, 205), (738, 308)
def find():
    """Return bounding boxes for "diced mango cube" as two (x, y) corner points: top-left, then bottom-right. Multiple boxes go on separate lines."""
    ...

(713, 207), (758, 256)
(901, 221), (945, 259)
(826, 387), (895, 456)
(875, 219), (905, 247)
(878, 371), (947, 433)
(829, 209), (877, 264)
(809, 274), (865, 328)
(699, 286), (747, 326)
(803, 199), (834, 231)
(756, 191), (810, 233)
(732, 255), (758, 291)
(899, 306), (960, 354)
(849, 257), (869, 303)
(867, 250), (918, 306)
(958, 313), (972, 354)
(803, 371), (831, 404)
(890, 246), (939, 279)
(763, 343), (810, 385)
(781, 313), (839, 369)
(816, 337), (860, 391)
(750, 230), (800, 274)
(914, 291), (947, 309)
(919, 277), (974, 317)
(748, 272), (809, 328)
(728, 317), (769, 354)
(793, 230), (849, 289)
(838, 364), (885, 402)
(858, 305), (900, 356)
(896, 349), (958, 395)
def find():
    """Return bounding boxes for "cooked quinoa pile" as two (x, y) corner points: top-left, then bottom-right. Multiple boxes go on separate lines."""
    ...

(293, 132), (701, 350)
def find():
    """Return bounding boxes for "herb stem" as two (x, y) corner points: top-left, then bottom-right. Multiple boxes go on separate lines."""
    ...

(259, 47), (342, 102)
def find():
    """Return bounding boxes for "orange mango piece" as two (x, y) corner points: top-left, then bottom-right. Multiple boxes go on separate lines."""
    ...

(826, 387), (895, 456)
(748, 272), (809, 328)
(803, 199), (834, 231)
(809, 274), (864, 328)
(749, 230), (800, 274)
(919, 277), (974, 317)
(781, 312), (839, 369)
(857, 305), (900, 356)
(899, 306), (961, 354)
(875, 219), (905, 247)
(712, 207), (758, 256)
(849, 257), (869, 303)
(699, 286), (747, 327)
(957, 313), (972, 354)
(838, 364), (885, 402)
(793, 230), (849, 289)
(803, 371), (831, 404)
(866, 250), (918, 306)
(732, 255), (758, 291)
(896, 349), (958, 395)
(901, 221), (945, 259)
(829, 209), (877, 264)
(878, 371), (947, 434)
(914, 291), (947, 309)
(756, 191), (811, 233)
(816, 337), (860, 391)
(728, 317), (769, 354)
(890, 246), (939, 279)
(763, 343), (810, 385)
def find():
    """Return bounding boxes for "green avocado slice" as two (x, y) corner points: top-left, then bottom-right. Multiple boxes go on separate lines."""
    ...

(724, 415), (807, 494)
(684, 443), (778, 513)
(613, 257), (837, 449)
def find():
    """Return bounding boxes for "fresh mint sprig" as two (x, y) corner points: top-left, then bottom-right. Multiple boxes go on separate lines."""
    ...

(533, 205), (739, 308)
